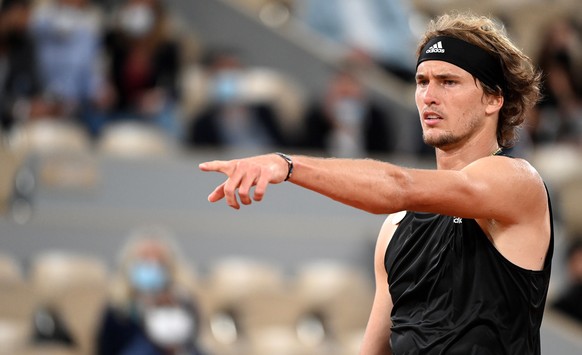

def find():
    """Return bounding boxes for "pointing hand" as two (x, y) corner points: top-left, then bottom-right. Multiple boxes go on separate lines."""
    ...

(199, 154), (290, 209)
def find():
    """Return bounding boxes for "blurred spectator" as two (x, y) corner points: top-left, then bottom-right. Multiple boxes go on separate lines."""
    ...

(529, 17), (582, 146)
(552, 238), (582, 324)
(0, 0), (50, 133)
(96, 226), (205, 355)
(29, 0), (109, 137)
(100, 0), (182, 139)
(296, 0), (417, 82)
(184, 49), (287, 150)
(301, 67), (396, 157)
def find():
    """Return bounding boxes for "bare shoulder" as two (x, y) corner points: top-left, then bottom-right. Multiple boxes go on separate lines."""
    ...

(464, 155), (539, 177)
(475, 157), (551, 269)
(467, 155), (542, 182)
(466, 155), (547, 208)
(496, 156), (545, 198)
(377, 212), (406, 253)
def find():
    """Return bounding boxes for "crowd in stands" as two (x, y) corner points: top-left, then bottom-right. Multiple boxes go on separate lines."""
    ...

(2, 0), (581, 157)
(0, 0), (184, 143)
(0, 0), (418, 158)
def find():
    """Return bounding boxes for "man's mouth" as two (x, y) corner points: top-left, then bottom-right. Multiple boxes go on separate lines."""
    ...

(423, 111), (443, 126)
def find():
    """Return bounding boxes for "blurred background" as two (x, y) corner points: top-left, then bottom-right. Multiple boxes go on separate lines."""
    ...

(1, 0), (582, 354)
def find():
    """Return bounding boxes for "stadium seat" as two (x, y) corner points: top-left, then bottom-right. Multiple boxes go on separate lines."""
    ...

(198, 257), (287, 353)
(97, 122), (173, 158)
(0, 253), (23, 282)
(29, 251), (109, 353)
(0, 278), (35, 355)
(10, 120), (91, 155)
(292, 260), (374, 342)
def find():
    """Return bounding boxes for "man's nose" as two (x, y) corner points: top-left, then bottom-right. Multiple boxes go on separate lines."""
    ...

(422, 82), (440, 106)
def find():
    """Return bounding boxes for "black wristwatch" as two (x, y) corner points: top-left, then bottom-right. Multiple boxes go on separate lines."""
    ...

(275, 152), (293, 181)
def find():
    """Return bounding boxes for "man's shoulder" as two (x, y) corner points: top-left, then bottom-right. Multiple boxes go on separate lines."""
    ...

(469, 154), (542, 184)
(378, 212), (406, 247)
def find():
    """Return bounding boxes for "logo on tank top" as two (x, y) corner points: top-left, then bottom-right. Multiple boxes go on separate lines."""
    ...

(453, 217), (463, 224)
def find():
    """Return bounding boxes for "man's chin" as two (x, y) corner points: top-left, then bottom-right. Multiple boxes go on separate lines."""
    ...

(423, 134), (458, 149)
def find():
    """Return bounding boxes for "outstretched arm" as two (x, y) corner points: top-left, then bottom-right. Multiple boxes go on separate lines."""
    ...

(199, 152), (545, 222)
(198, 153), (406, 212)
(200, 152), (550, 268)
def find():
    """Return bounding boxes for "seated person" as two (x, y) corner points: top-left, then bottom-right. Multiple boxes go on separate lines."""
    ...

(96, 226), (205, 355)
(184, 50), (287, 150)
(302, 67), (396, 157)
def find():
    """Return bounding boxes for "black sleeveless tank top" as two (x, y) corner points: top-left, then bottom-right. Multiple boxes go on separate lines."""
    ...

(385, 196), (553, 354)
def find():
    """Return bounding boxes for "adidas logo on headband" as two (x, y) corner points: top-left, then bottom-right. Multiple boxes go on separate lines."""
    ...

(426, 41), (445, 54)
(417, 36), (507, 92)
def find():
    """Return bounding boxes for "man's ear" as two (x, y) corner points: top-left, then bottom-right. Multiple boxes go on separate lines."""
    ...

(485, 94), (503, 115)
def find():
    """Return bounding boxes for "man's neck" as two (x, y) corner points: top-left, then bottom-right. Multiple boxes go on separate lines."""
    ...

(435, 140), (500, 170)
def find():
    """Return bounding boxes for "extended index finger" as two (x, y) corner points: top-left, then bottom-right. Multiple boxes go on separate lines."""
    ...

(199, 160), (229, 173)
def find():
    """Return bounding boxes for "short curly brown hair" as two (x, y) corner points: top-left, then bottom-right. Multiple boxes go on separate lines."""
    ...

(417, 12), (541, 148)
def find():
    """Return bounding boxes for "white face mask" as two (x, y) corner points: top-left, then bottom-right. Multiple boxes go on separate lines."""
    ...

(119, 4), (155, 37)
(144, 306), (195, 348)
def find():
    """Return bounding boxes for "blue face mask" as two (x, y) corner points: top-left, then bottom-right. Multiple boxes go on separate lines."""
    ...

(212, 71), (241, 103)
(129, 261), (168, 293)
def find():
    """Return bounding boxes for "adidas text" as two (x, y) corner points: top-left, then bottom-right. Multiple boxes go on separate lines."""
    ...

(426, 41), (445, 54)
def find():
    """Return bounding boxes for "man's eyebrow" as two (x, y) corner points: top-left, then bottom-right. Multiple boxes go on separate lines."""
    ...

(435, 73), (462, 80)
(415, 72), (463, 80)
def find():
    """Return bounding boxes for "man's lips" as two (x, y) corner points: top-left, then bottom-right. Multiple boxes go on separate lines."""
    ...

(423, 111), (443, 126)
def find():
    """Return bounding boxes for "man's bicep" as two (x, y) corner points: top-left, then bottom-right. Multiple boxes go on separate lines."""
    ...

(458, 157), (546, 222)
(404, 157), (542, 222)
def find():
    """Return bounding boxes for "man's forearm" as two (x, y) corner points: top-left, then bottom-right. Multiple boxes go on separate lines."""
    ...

(289, 155), (408, 214)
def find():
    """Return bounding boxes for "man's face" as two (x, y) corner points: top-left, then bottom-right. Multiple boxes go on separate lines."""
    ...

(415, 60), (491, 149)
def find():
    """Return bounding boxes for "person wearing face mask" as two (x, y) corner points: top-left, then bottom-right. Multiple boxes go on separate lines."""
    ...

(184, 49), (287, 150)
(99, 0), (182, 139)
(302, 66), (396, 157)
(96, 227), (206, 355)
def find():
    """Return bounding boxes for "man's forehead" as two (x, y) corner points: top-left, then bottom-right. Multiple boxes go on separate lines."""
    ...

(416, 60), (471, 77)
